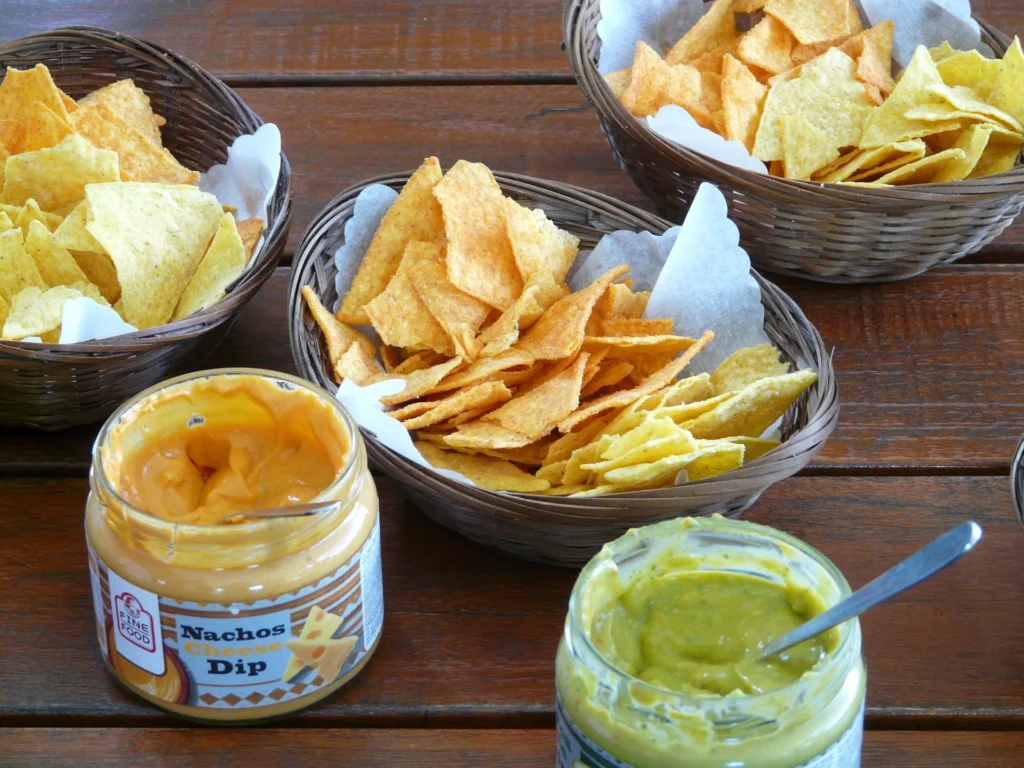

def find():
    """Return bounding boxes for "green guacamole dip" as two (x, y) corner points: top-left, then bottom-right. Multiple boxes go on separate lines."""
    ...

(591, 570), (838, 698)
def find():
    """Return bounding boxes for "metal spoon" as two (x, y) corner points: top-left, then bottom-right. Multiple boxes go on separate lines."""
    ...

(218, 500), (341, 524)
(761, 521), (982, 659)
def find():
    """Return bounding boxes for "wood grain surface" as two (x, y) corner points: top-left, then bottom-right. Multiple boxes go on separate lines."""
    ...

(2, 729), (1023, 768)
(2, 474), (1019, 725)
(5, 266), (1022, 474)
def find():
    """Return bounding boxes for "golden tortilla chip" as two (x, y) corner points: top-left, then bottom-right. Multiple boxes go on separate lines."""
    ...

(712, 344), (791, 393)
(482, 353), (589, 440)
(600, 317), (674, 337)
(14, 199), (63, 237)
(924, 83), (1023, 133)
(934, 50), (998, 100)
(3, 134), (119, 214)
(688, 43), (737, 75)
(337, 157), (444, 324)
(24, 219), (88, 288)
(77, 79), (164, 145)
(19, 101), (74, 153)
(931, 124), (995, 182)
(1, 284), (84, 341)
(737, 15), (796, 75)
(431, 348), (535, 394)
(444, 420), (534, 450)
(683, 442), (746, 481)
(503, 197), (579, 285)
(301, 286), (375, 373)
(70, 250), (119, 305)
(684, 369), (817, 439)
(623, 42), (672, 117)
(235, 218), (263, 264)
(335, 341), (384, 386)
(734, 0), (768, 11)
(406, 240), (491, 358)
(582, 334), (697, 360)
(52, 201), (103, 252)
(172, 213), (246, 320)
(667, 62), (715, 129)
(989, 37), (1024, 126)
(71, 102), (199, 185)
(0, 228), (44, 303)
(815, 140), (927, 182)
(543, 416), (611, 466)
(517, 265), (628, 361)
(0, 119), (25, 155)
(402, 382), (512, 430)
(364, 241), (455, 355)
(558, 330), (713, 432)
(856, 30), (896, 96)
(765, 0), (856, 46)
(0, 65), (71, 125)
(0, 293), (8, 328)
(392, 350), (443, 375)
(929, 41), (958, 63)
(967, 133), (1024, 178)
(434, 160), (522, 311)
(416, 442), (550, 493)
(580, 360), (634, 398)
(84, 182), (223, 329)
(389, 400), (439, 422)
(873, 147), (967, 184)
(780, 114), (840, 180)
(605, 68), (632, 101)
(379, 357), (464, 406)
(666, 0), (737, 65)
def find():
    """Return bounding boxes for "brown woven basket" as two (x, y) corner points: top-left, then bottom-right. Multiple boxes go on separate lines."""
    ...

(289, 171), (838, 566)
(0, 27), (291, 429)
(565, 0), (1024, 283)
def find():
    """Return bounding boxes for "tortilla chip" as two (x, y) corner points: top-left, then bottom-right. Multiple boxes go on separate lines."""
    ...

(930, 123), (995, 182)
(379, 357), (464, 406)
(14, 199), (62, 237)
(873, 147), (967, 184)
(989, 37), (1024, 126)
(815, 140), (927, 182)
(172, 213), (246, 320)
(683, 370), (816, 439)
(967, 133), (1024, 178)
(416, 442), (550, 493)
(24, 219), (88, 288)
(582, 334), (697, 360)
(52, 201), (103, 251)
(623, 42), (673, 118)
(517, 265), (628, 361)
(558, 330), (713, 432)
(737, 15), (796, 75)
(929, 41), (958, 63)
(580, 360), (634, 398)
(1, 284), (84, 341)
(856, 31), (896, 96)
(303, 284), (378, 368)
(337, 157), (444, 323)
(235, 218), (263, 263)
(604, 68), (632, 100)
(19, 101), (74, 153)
(0, 119), (25, 155)
(600, 317), (674, 337)
(667, 62), (715, 129)
(77, 79), (164, 145)
(0, 228), (44, 303)
(402, 382), (512, 431)
(444, 420), (535, 450)
(482, 353), (589, 440)
(84, 182), (223, 329)
(335, 341), (384, 386)
(430, 348), (535, 394)
(364, 242), (455, 355)
(712, 344), (791, 394)
(765, 0), (856, 46)
(503, 197), (579, 284)
(781, 114), (840, 180)
(434, 160), (522, 311)
(666, 0), (737, 65)
(71, 102), (199, 185)
(0, 65), (71, 125)
(688, 43), (737, 75)
(3, 134), (120, 214)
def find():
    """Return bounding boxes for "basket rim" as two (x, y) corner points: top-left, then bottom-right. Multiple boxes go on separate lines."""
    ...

(0, 26), (293, 358)
(563, 0), (1024, 208)
(287, 168), (840, 506)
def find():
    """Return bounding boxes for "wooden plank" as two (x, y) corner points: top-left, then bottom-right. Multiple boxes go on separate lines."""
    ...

(2, 0), (1018, 81)
(2, 729), (1024, 768)
(6, 265), (1023, 474)
(1, 475), (1021, 725)
(0, 0), (569, 82)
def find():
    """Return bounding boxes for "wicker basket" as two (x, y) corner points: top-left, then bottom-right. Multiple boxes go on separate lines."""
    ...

(0, 27), (291, 429)
(564, 0), (1024, 283)
(289, 171), (838, 566)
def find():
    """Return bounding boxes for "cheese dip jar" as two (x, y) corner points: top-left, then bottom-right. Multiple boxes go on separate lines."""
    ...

(556, 516), (865, 768)
(85, 369), (383, 723)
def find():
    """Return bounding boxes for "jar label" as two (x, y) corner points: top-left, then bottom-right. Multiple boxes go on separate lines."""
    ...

(88, 520), (383, 712)
(556, 695), (864, 768)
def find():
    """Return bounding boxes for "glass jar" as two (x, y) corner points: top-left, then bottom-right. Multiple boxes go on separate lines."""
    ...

(85, 369), (383, 723)
(556, 516), (866, 768)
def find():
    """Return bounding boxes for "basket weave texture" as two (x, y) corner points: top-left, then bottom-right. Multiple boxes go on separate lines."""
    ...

(0, 27), (292, 429)
(564, 0), (1024, 283)
(290, 171), (839, 566)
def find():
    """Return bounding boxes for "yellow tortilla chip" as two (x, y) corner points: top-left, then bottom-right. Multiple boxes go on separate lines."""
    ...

(14, 199), (63, 237)
(666, 62), (715, 129)
(712, 344), (791, 394)
(52, 201), (104, 252)
(737, 15), (796, 75)
(406, 240), (491, 358)
(0, 65), (71, 125)
(580, 360), (634, 398)
(517, 265), (628, 361)
(600, 317), (674, 337)
(604, 68), (632, 101)
(815, 140), (927, 182)
(935, 51), (999, 100)
(780, 114), (840, 180)
(334, 342), (384, 386)
(172, 213), (246, 321)
(429, 348), (534, 394)
(402, 381), (512, 431)
(765, 0), (856, 46)
(853, 22), (896, 95)
(1, 284), (83, 341)
(930, 124), (995, 182)
(688, 43), (737, 75)
(19, 101), (74, 153)
(989, 37), (1024, 126)
(337, 157), (444, 324)
(70, 250), (119, 305)
(3, 134), (119, 214)
(623, 42), (673, 118)
(684, 369), (817, 439)
(416, 442), (550, 493)
(929, 41), (958, 63)
(0, 228), (44, 303)
(482, 353), (589, 440)
(722, 55), (768, 152)
(475, 286), (543, 358)
(0, 293), (8, 328)
(0, 119), (24, 155)
(503, 197), (579, 285)
(71, 102), (199, 185)
(683, 442), (746, 481)
(379, 357), (464, 406)
(84, 182), (223, 329)
(666, 0), (736, 65)
(24, 219), (88, 288)
(582, 334), (697, 360)
(235, 218), (263, 264)
(77, 79), (164, 145)
(444, 421), (534, 450)
(434, 160), (522, 311)
(873, 147), (967, 184)
(364, 242), (454, 355)
(967, 133), (1024, 178)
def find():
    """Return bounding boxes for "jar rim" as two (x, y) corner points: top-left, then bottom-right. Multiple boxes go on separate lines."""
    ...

(91, 367), (363, 537)
(566, 515), (858, 712)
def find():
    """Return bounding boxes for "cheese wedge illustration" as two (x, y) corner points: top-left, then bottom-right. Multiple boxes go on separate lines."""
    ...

(281, 605), (344, 682)
(285, 635), (358, 684)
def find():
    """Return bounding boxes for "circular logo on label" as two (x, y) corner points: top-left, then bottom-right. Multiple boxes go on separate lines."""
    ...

(122, 594), (143, 617)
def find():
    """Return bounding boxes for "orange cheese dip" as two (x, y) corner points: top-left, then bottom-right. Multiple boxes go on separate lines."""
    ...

(106, 374), (350, 525)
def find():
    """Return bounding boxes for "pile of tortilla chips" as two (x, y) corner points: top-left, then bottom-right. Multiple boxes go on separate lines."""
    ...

(303, 157), (818, 496)
(605, 0), (1024, 184)
(0, 64), (264, 343)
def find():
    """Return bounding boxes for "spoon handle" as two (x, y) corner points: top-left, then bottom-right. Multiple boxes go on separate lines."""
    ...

(762, 521), (982, 659)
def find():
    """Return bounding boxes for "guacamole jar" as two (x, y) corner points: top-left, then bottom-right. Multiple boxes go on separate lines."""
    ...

(556, 516), (865, 768)
(85, 369), (383, 723)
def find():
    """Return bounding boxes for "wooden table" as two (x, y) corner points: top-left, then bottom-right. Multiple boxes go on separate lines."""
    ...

(2, 2), (1024, 766)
